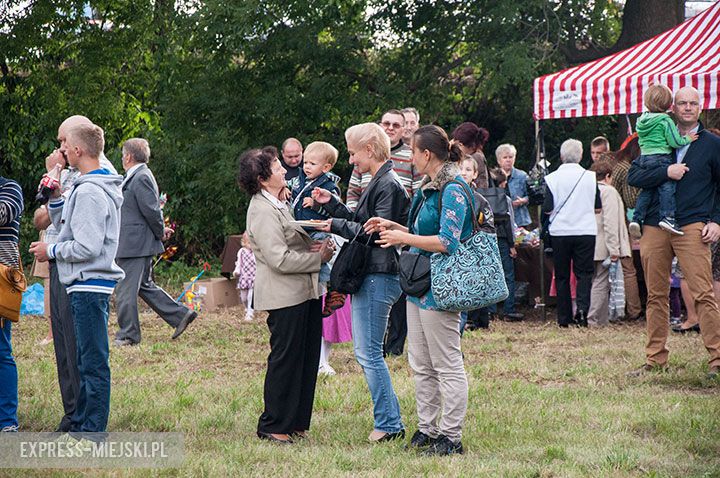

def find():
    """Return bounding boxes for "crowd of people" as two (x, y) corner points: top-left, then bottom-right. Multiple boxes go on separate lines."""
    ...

(1, 85), (719, 456)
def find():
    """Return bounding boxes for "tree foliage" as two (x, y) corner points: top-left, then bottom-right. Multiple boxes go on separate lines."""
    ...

(2, 0), (689, 260)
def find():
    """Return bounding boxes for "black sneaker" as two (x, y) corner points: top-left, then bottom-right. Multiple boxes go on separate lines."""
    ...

(574, 310), (588, 328)
(421, 435), (464, 456)
(408, 430), (436, 449)
(503, 312), (524, 322)
(659, 218), (684, 236)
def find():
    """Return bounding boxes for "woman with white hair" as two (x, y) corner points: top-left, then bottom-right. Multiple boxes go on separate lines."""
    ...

(312, 123), (410, 442)
(496, 143), (531, 227)
(542, 139), (601, 327)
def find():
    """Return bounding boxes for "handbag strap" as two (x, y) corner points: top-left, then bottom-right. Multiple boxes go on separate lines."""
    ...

(438, 179), (480, 235)
(547, 170), (587, 225)
(407, 195), (426, 235)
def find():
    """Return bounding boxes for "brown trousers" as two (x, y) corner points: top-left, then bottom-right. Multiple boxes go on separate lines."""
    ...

(640, 224), (720, 367)
(620, 256), (643, 319)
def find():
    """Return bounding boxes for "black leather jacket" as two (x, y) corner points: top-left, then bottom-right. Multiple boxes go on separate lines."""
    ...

(326, 160), (410, 275)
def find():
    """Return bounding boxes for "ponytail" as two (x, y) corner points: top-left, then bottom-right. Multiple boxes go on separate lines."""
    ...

(448, 143), (463, 163)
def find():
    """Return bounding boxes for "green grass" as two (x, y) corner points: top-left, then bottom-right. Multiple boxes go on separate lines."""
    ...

(7, 306), (720, 477)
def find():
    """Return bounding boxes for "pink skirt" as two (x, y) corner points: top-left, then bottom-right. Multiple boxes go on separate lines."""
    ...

(549, 262), (577, 299)
(322, 294), (353, 343)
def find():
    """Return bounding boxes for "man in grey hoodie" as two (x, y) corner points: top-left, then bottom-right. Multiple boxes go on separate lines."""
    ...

(30, 123), (124, 436)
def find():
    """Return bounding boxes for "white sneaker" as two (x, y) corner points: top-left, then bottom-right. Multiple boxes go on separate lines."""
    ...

(243, 314), (253, 322)
(628, 222), (642, 239)
(318, 364), (336, 376)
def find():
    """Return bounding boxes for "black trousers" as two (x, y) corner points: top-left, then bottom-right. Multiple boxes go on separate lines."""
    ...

(551, 235), (596, 326)
(257, 299), (322, 434)
(384, 293), (407, 356)
(49, 261), (80, 432)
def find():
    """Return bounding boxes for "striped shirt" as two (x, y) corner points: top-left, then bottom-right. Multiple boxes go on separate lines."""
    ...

(346, 142), (424, 211)
(0, 178), (23, 268)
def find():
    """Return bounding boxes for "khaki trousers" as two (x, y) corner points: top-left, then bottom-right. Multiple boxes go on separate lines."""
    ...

(639, 224), (720, 367)
(620, 255), (643, 319)
(588, 261), (610, 327)
(406, 301), (468, 442)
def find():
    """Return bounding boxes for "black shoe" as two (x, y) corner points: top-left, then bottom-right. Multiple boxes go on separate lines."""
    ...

(257, 431), (293, 444)
(172, 311), (198, 340)
(574, 310), (588, 328)
(671, 323), (700, 334)
(503, 312), (524, 322)
(113, 338), (138, 347)
(707, 366), (720, 380)
(627, 363), (667, 377)
(373, 429), (405, 442)
(421, 435), (464, 456)
(408, 430), (436, 448)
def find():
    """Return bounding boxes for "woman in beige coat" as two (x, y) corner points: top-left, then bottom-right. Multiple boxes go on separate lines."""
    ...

(588, 159), (632, 326)
(238, 148), (333, 444)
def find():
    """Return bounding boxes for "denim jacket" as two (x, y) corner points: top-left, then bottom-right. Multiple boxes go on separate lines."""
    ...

(407, 163), (475, 311)
(507, 167), (531, 226)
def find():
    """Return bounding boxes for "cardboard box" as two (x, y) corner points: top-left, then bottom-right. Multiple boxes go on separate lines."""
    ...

(182, 277), (239, 312)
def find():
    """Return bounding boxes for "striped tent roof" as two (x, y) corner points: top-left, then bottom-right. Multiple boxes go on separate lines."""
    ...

(533, 2), (720, 120)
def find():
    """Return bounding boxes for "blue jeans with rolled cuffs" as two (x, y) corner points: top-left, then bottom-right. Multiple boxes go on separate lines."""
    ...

(351, 273), (404, 433)
(70, 292), (111, 433)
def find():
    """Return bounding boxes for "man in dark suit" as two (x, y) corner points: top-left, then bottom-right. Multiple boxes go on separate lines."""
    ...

(114, 138), (197, 346)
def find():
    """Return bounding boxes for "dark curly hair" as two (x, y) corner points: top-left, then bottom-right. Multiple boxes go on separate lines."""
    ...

(451, 122), (490, 151)
(237, 148), (275, 195)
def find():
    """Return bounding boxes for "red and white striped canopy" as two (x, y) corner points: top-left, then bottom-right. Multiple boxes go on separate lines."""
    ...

(533, 2), (720, 120)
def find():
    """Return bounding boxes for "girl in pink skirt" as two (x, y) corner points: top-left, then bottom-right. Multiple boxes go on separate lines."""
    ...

(318, 294), (352, 375)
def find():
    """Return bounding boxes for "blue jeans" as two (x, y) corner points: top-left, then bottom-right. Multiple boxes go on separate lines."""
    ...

(70, 292), (111, 433)
(488, 239), (516, 314)
(309, 231), (331, 284)
(0, 320), (18, 429)
(632, 153), (676, 223)
(351, 273), (404, 433)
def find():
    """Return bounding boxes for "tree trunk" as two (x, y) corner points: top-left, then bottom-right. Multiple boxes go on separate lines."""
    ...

(564, 0), (685, 64)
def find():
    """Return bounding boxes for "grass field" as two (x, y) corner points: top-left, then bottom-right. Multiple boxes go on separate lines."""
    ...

(6, 303), (720, 477)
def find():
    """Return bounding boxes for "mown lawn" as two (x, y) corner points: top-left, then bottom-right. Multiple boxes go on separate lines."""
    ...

(6, 304), (720, 477)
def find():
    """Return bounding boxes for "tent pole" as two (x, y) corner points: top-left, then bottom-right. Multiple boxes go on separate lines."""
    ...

(535, 119), (547, 321)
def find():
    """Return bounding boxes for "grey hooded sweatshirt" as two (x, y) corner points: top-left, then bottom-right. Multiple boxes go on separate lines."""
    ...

(47, 168), (126, 294)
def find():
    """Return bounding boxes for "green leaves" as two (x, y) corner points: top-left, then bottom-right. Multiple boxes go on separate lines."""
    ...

(2, 0), (626, 263)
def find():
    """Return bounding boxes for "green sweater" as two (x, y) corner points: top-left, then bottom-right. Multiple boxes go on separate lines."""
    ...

(636, 112), (693, 155)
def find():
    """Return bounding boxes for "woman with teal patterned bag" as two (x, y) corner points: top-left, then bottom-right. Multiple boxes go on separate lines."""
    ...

(364, 125), (474, 456)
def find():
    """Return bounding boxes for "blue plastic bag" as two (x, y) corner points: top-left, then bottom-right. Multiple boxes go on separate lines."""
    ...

(21, 283), (45, 316)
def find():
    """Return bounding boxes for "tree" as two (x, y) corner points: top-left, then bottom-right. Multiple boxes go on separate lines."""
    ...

(562, 0), (685, 64)
(5, 0), (691, 260)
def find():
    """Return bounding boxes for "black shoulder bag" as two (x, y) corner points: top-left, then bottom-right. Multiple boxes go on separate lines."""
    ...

(399, 196), (432, 297)
(329, 227), (373, 294)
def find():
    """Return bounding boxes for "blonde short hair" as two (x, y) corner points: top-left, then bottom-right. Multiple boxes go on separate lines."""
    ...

(461, 155), (478, 173)
(68, 124), (105, 159)
(304, 141), (339, 167)
(495, 143), (517, 160)
(345, 123), (390, 162)
(644, 84), (673, 112)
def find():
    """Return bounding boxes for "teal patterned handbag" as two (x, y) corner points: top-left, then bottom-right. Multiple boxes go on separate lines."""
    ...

(430, 181), (509, 312)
